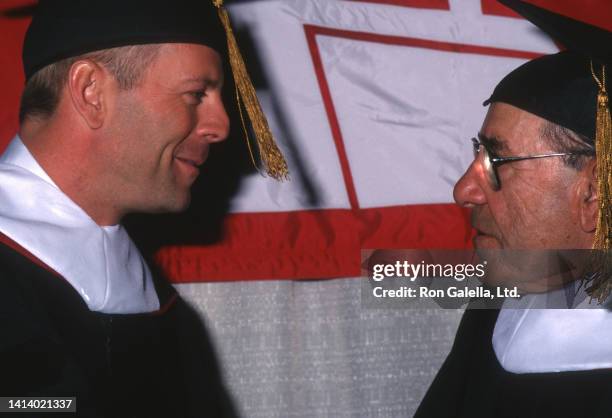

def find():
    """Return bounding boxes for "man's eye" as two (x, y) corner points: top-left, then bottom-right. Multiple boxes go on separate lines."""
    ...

(190, 91), (207, 103)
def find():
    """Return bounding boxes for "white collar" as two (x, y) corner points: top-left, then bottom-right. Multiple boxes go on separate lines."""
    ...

(493, 283), (612, 373)
(0, 135), (159, 314)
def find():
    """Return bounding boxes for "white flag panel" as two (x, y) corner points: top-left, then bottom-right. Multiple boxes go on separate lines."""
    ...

(228, 0), (557, 213)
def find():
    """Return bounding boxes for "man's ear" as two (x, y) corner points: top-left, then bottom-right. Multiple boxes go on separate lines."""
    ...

(578, 159), (598, 234)
(67, 60), (109, 129)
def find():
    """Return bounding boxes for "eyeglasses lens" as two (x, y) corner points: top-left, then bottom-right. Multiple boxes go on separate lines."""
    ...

(471, 138), (500, 191)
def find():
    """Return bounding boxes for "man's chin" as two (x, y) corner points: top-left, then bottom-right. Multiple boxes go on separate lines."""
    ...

(148, 191), (192, 214)
(171, 193), (192, 213)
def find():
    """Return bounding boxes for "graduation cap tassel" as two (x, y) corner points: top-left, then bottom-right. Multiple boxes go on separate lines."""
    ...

(588, 62), (612, 303)
(212, 0), (289, 181)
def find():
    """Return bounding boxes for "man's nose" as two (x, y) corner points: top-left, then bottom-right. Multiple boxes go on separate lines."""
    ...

(453, 160), (487, 207)
(196, 98), (230, 144)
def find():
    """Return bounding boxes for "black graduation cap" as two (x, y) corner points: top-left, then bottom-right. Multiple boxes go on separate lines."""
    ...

(21, 0), (289, 180)
(486, 0), (612, 301)
(23, 0), (226, 81)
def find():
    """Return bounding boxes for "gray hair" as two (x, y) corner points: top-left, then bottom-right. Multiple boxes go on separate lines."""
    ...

(539, 121), (595, 170)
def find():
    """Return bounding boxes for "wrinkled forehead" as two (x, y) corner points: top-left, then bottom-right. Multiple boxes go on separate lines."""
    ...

(480, 103), (550, 154)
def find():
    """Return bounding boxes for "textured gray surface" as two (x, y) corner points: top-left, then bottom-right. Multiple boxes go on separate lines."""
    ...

(177, 278), (463, 418)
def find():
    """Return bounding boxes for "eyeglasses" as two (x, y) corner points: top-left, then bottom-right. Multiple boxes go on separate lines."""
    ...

(471, 136), (592, 191)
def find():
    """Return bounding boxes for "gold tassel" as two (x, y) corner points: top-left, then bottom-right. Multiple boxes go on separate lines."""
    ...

(587, 61), (612, 303)
(212, 0), (289, 181)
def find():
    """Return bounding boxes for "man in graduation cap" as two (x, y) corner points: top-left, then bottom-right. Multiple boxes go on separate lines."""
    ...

(415, 1), (612, 417)
(0, 0), (287, 416)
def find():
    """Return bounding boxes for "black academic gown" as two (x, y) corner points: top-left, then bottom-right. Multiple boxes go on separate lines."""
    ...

(0, 236), (238, 418)
(414, 309), (612, 418)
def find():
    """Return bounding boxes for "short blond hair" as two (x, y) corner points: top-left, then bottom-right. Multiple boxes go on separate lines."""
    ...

(19, 44), (161, 123)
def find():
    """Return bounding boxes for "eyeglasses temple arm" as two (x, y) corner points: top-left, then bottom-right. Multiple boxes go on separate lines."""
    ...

(490, 152), (592, 163)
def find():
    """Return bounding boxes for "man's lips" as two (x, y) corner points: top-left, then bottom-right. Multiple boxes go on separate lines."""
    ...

(173, 155), (208, 181)
(473, 226), (496, 240)
(474, 228), (489, 237)
(473, 229), (502, 249)
(471, 215), (494, 239)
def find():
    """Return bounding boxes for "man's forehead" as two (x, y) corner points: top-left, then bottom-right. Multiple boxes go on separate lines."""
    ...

(480, 102), (547, 153)
(151, 44), (224, 82)
(157, 43), (221, 62)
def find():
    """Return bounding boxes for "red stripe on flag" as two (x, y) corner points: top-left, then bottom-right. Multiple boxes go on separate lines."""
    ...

(348, 0), (450, 10)
(156, 205), (473, 283)
(304, 24), (542, 60)
(305, 26), (360, 210)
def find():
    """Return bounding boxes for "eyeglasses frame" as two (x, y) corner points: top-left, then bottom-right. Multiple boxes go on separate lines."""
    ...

(471, 136), (594, 191)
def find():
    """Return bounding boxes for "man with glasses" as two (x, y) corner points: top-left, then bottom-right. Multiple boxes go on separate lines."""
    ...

(415, 1), (612, 417)
(470, 133), (594, 192)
